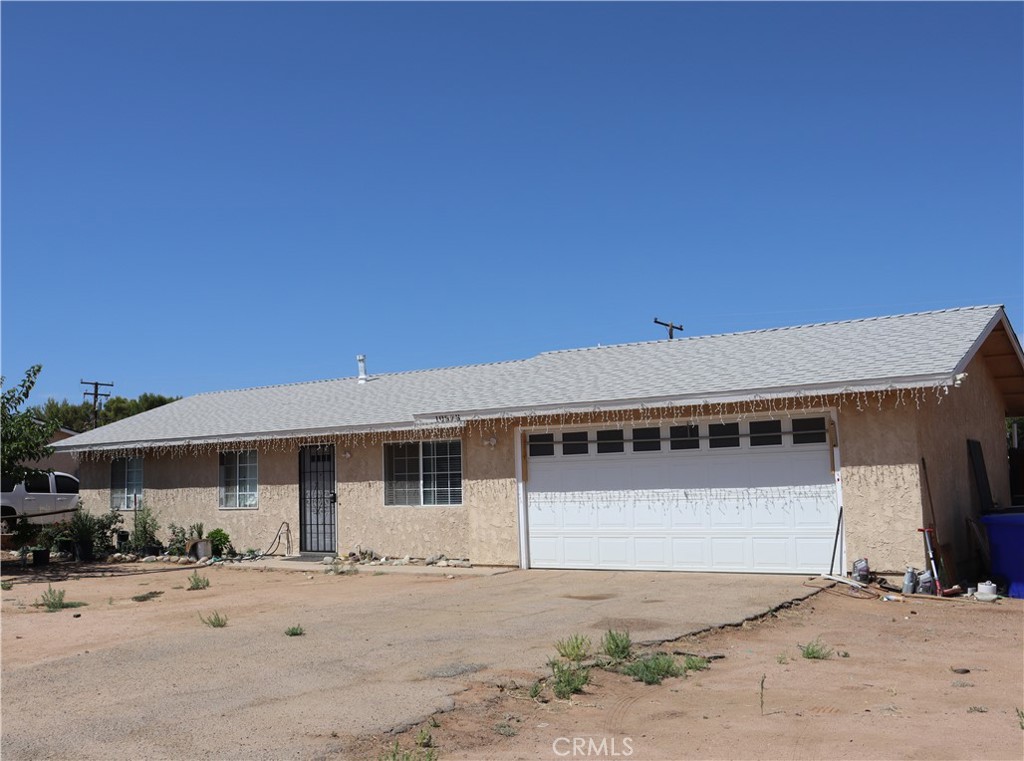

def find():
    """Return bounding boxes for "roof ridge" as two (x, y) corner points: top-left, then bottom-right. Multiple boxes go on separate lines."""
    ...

(538, 304), (1004, 357)
(194, 356), (533, 397)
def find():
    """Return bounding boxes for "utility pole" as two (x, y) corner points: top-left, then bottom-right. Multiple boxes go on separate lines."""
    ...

(653, 318), (684, 339)
(81, 380), (113, 429)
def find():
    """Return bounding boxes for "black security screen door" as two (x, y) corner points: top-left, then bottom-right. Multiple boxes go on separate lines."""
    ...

(299, 444), (336, 553)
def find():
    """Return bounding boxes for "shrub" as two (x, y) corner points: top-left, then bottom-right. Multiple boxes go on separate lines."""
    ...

(129, 504), (160, 552)
(91, 507), (125, 555)
(684, 655), (710, 672)
(187, 571), (210, 591)
(378, 741), (438, 761)
(623, 653), (682, 685)
(39, 584), (65, 611)
(37, 521), (72, 551)
(1, 580), (12, 591)
(555, 633), (591, 663)
(68, 509), (98, 543)
(602, 629), (632, 661)
(199, 611), (228, 628)
(798, 638), (833, 660)
(189, 522), (204, 540)
(207, 528), (231, 556)
(36, 583), (87, 612)
(166, 523), (188, 556)
(285, 624), (305, 637)
(550, 660), (590, 699)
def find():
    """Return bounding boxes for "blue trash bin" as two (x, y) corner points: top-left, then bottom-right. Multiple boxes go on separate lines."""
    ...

(980, 512), (1024, 599)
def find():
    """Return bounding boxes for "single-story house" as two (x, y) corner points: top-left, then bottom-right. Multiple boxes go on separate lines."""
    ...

(54, 305), (1024, 576)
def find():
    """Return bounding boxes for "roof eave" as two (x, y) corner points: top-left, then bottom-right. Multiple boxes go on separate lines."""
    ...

(56, 373), (961, 453)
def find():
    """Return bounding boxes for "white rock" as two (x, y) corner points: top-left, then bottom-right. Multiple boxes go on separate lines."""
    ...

(197, 556), (210, 564)
(142, 556), (157, 563)
(437, 560), (449, 568)
(321, 556), (335, 565)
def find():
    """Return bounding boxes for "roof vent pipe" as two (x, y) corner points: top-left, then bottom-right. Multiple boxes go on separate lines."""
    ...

(357, 354), (368, 384)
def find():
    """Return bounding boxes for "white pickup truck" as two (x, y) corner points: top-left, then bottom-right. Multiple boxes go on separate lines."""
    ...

(0, 471), (81, 533)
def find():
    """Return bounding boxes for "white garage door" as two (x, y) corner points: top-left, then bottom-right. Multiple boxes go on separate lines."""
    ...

(524, 417), (840, 573)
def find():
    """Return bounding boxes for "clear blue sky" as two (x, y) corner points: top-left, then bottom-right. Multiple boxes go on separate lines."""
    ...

(3, 2), (1022, 404)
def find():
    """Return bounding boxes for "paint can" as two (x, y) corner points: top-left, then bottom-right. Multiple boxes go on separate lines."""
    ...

(853, 558), (871, 583)
(917, 569), (936, 595)
(902, 567), (918, 595)
(978, 581), (997, 596)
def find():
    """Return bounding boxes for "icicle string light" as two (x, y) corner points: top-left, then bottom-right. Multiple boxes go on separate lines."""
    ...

(70, 383), (955, 462)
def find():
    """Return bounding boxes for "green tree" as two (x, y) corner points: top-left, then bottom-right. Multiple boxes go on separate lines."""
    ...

(99, 393), (179, 426)
(28, 398), (94, 433)
(30, 391), (181, 431)
(1, 366), (57, 485)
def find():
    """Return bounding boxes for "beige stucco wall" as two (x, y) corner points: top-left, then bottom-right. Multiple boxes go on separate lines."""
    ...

(837, 355), (1011, 574)
(78, 432), (522, 565)
(79, 447), (298, 554)
(837, 403), (925, 573)
(337, 428), (520, 565)
(915, 355), (1010, 576)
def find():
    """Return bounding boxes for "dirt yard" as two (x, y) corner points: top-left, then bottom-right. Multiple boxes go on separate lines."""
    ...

(2, 561), (1021, 761)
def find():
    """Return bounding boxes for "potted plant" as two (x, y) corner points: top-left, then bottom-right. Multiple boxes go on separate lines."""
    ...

(129, 504), (162, 556)
(37, 522), (74, 555)
(29, 545), (50, 566)
(68, 509), (98, 562)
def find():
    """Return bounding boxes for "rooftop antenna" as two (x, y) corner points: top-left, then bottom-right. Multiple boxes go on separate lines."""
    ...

(653, 318), (684, 339)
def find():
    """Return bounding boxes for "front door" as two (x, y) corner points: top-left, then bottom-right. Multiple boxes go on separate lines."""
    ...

(299, 444), (336, 553)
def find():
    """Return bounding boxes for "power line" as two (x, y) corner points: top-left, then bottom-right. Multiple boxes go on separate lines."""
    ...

(653, 318), (684, 339)
(81, 379), (113, 430)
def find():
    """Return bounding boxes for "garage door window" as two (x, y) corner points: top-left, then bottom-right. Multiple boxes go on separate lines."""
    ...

(528, 434), (555, 456)
(596, 429), (625, 454)
(669, 424), (699, 450)
(632, 427), (661, 452)
(749, 420), (783, 446)
(709, 422), (740, 448)
(793, 418), (828, 444)
(562, 432), (589, 455)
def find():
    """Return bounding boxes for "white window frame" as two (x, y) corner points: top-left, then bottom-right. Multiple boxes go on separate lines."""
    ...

(219, 450), (259, 509)
(383, 439), (462, 506)
(111, 457), (144, 511)
(524, 415), (833, 460)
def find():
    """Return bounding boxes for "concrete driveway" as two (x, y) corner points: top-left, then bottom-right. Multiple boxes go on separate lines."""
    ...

(1, 564), (815, 759)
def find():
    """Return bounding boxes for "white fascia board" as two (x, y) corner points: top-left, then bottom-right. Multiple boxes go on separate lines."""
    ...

(52, 419), (442, 453)
(954, 308), (1024, 376)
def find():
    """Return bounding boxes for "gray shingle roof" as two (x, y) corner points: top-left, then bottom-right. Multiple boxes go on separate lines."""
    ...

(55, 305), (1012, 451)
